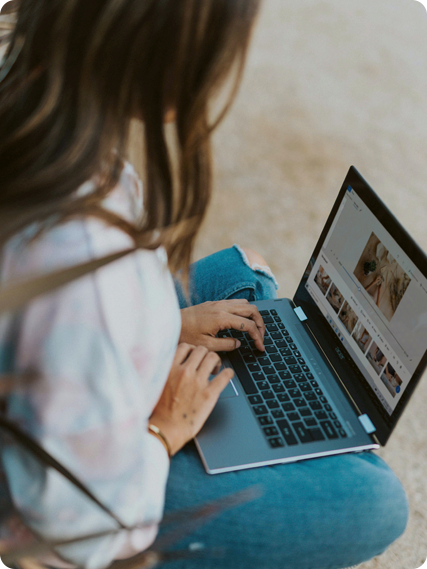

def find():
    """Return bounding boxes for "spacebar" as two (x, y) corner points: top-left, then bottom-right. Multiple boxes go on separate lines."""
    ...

(227, 351), (258, 395)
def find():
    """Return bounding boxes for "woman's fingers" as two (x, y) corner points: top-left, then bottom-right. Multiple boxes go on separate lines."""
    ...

(223, 313), (265, 351)
(174, 342), (196, 364)
(223, 303), (266, 337)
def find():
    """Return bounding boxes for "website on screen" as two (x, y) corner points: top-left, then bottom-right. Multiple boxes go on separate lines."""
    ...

(305, 186), (427, 415)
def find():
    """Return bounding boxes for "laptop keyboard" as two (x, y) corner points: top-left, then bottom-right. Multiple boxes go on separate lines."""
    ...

(218, 309), (348, 449)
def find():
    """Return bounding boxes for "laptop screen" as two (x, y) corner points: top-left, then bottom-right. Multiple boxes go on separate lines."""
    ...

(297, 171), (427, 422)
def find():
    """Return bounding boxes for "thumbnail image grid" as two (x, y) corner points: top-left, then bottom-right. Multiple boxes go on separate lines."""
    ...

(315, 265), (332, 296)
(352, 322), (373, 354)
(338, 301), (359, 334)
(380, 363), (403, 398)
(353, 232), (411, 321)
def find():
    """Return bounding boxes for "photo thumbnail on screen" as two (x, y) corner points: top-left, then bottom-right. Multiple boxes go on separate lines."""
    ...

(380, 363), (403, 398)
(352, 321), (372, 354)
(339, 301), (359, 334)
(366, 341), (387, 376)
(315, 265), (332, 295)
(326, 283), (345, 314)
(353, 232), (411, 321)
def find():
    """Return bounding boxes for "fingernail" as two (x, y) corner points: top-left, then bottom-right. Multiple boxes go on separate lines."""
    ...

(235, 340), (241, 348)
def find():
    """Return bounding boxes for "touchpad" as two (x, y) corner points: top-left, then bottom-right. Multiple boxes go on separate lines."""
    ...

(210, 365), (239, 399)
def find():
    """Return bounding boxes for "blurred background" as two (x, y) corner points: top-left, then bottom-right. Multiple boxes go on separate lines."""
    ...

(194, 1), (427, 568)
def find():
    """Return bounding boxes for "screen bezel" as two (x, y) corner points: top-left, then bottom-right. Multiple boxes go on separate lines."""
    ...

(293, 166), (427, 445)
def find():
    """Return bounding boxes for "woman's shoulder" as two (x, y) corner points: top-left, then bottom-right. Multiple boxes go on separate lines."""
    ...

(0, 162), (149, 282)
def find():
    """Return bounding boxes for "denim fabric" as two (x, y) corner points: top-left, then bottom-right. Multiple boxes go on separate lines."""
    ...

(164, 247), (409, 569)
(174, 245), (279, 308)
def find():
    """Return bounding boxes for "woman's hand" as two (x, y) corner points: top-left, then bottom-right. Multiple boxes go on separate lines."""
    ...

(179, 299), (265, 352)
(149, 343), (233, 456)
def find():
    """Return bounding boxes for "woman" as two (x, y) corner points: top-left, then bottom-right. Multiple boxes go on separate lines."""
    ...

(0, 1), (408, 568)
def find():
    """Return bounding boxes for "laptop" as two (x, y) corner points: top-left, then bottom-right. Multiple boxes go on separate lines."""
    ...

(195, 166), (427, 474)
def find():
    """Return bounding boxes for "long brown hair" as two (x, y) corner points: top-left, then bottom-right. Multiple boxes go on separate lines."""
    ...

(0, 0), (260, 274)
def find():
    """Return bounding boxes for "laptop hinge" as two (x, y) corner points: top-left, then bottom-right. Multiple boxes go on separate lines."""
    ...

(358, 414), (376, 434)
(294, 306), (308, 322)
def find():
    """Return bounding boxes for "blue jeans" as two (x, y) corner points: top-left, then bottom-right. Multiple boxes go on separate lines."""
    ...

(162, 246), (408, 569)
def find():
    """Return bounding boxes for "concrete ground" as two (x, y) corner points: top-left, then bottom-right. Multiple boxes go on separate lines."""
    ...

(194, 1), (427, 568)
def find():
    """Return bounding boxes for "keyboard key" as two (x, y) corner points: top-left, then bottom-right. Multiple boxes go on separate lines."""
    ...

(253, 405), (268, 415)
(320, 420), (339, 440)
(262, 316), (274, 324)
(249, 395), (262, 405)
(299, 382), (313, 392)
(286, 337), (294, 344)
(284, 356), (297, 365)
(231, 330), (244, 338)
(227, 350), (257, 394)
(274, 316), (281, 322)
(334, 420), (342, 429)
(289, 388), (302, 398)
(284, 379), (296, 389)
(314, 410), (328, 420)
(300, 407), (312, 417)
(269, 437), (285, 448)
(252, 372), (264, 381)
(277, 323), (286, 330)
(266, 324), (278, 332)
(240, 346), (252, 356)
(277, 419), (298, 446)
(304, 392), (317, 401)
(248, 363), (261, 373)
(282, 402), (295, 412)
(274, 363), (287, 371)
(276, 340), (287, 349)
(315, 388), (323, 396)
(263, 426), (279, 437)
(257, 381), (269, 390)
(293, 422), (313, 443)
(279, 347), (292, 356)
(258, 415), (273, 425)
(267, 399), (280, 409)
(309, 427), (325, 441)
(294, 398), (306, 408)
(306, 373), (315, 380)
(279, 370), (292, 380)
(298, 358), (306, 365)
(267, 374), (281, 384)
(260, 310), (270, 316)
(282, 329), (290, 336)
(289, 343), (297, 350)
(258, 357), (271, 366)
(265, 345), (278, 353)
(319, 396), (327, 404)
(270, 354), (282, 363)
(263, 366), (276, 375)
(309, 401), (322, 410)
(324, 404), (332, 412)
(271, 332), (282, 340)
(304, 417), (317, 427)
(271, 309), (277, 315)
(289, 365), (302, 374)
(294, 351), (301, 358)
(277, 393), (290, 403)
(339, 429), (347, 438)
(272, 409), (285, 419)
(261, 390), (275, 400)
(293, 373), (306, 383)
(287, 412), (300, 422)
(302, 365), (310, 372)
(264, 337), (274, 345)
(243, 354), (256, 364)
(272, 384), (285, 393)
(329, 412), (337, 420)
